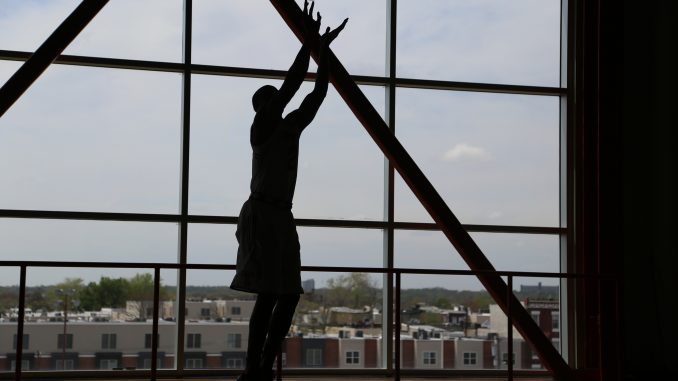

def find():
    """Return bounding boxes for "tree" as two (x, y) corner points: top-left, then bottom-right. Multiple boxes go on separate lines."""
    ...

(435, 297), (451, 309)
(79, 277), (129, 311)
(126, 273), (170, 320)
(47, 278), (85, 312)
(25, 286), (51, 312)
(325, 273), (379, 309)
(0, 287), (19, 316)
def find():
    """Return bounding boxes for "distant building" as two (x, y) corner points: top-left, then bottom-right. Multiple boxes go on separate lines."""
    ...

(161, 300), (255, 322)
(488, 299), (560, 370)
(327, 306), (373, 327)
(301, 279), (315, 293)
(518, 283), (559, 300)
(1, 319), (537, 371)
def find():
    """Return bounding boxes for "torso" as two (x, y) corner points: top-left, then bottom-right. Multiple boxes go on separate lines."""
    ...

(249, 114), (300, 204)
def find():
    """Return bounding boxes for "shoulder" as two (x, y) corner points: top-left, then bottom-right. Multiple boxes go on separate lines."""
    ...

(282, 110), (303, 135)
(251, 109), (283, 145)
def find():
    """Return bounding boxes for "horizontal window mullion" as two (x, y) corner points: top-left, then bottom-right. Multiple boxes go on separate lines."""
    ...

(0, 260), (605, 279)
(0, 209), (565, 234)
(1, 51), (564, 95)
(0, 49), (185, 73)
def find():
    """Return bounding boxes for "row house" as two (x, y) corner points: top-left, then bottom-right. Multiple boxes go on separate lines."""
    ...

(160, 299), (255, 322)
(1, 321), (537, 371)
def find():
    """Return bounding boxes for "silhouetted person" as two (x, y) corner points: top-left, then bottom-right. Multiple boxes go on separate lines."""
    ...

(230, 2), (347, 380)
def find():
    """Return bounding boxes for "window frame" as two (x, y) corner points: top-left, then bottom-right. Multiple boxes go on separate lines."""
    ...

(98, 358), (119, 370)
(226, 333), (242, 349)
(186, 357), (204, 369)
(10, 360), (31, 371)
(101, 333), (117, 350)
(345, 350), (360, 365)
(56, 333), (73, 350)
(225, 358), (243, 369)
(0, 0), (578, 378)
(306, 348), (323, 367)
(187, 333), (202, 349)
(13, 334), (29, 350)
(144, 333), (158, 349)
(423, 351), (437, 365)
(54, 359), (75, 370)
(462, 351), (478, 366)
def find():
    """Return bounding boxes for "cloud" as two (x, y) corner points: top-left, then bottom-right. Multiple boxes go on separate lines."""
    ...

(488, 211), (503, 220)
(442, 143), (491, 162)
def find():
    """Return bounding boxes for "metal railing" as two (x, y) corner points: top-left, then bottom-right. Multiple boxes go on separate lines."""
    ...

(0, 260), (617, 381)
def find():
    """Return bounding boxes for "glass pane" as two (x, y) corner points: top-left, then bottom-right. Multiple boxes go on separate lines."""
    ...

(193, 0), (386, 76)
(188, 224), (383, 270)
(299, 227), (383, 269)
(395, 230), (468, 279)
(158, 268), (178, 370)
(0, 268), (19, 369)
(23, 268), (160, 371)
(0, 65), (182, 214)
(0, 219), (178, 266)
(398, 275), (498, 370)
(187, 223), (238, 264)
(397, 0), (561, 87)
(63, 0), (183, 62)
(294, 85), (385, 221)
(394, 88), (559, 227)
(0, 0), (79, 52)
(512, 276), (561, 370)
(395, 230), (560, 279)
(189, 75), (271, 216)
(190, 74), (384, 221)
(185, 270), (254, 370)
(183, 270), (385, 371)
(0, 60), (22, 87)
(296, 271), (384, 369)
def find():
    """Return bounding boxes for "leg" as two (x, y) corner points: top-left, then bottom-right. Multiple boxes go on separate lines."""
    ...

(240, 293), (276, 380)
(260, 294), (300, 375)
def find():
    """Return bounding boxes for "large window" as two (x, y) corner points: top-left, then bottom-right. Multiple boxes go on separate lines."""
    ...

(13, 334), (29, 350)
(0, 0), (570, 379)
(346, 351), (360, 365)
(101, 333), (117, 350)
(226, 333), (242, 349)
(463, 352), (478, 366)
(57, 334), (73, 350)
(306, 348), (323, 367)
(186, 333), (202, 349)
(423, 351), (437, 365)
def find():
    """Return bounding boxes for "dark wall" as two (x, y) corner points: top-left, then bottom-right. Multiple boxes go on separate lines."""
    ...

(619, 1), (678, 379)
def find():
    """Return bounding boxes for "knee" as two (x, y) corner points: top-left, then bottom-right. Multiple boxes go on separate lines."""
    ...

(279, 294), (300, 309)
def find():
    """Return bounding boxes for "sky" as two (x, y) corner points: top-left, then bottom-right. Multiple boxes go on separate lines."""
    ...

(0, 0), (563, 291)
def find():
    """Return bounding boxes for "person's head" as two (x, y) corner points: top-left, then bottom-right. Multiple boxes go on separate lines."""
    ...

(252, 85), (278, 111)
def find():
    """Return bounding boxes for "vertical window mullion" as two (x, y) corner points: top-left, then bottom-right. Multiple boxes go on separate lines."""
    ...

(176, 0), (193, 375)
(560, 0), (573, 367)
(384, 0), (398, 373)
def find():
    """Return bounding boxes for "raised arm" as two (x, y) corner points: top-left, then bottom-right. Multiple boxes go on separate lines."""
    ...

(268, 0), (321, 115)
(287, 18), (348, 133)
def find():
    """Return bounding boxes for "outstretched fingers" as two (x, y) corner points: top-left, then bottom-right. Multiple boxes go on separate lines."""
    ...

(302, 0), (322, 43)
(322, 18), (349, 45)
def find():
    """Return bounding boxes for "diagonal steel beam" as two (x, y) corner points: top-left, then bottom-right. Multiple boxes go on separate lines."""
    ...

(270, 1), (577, 379)
(0, 0), (109, 118)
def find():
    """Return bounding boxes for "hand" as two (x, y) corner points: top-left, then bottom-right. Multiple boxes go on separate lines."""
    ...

(320, 18), (348, 47)
(302, 0), (321, 43)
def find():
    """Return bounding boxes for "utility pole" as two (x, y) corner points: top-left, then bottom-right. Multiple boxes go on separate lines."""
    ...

(56, 289), (76, 369)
